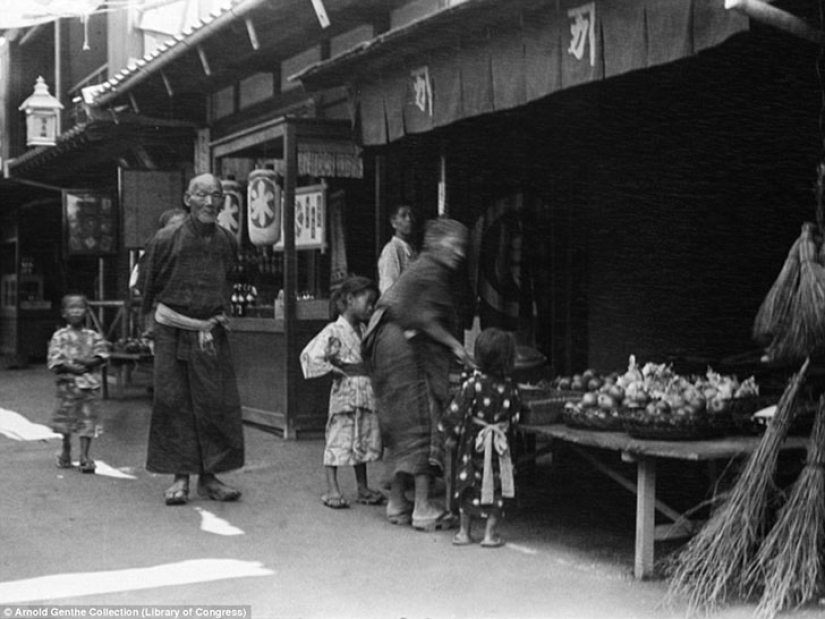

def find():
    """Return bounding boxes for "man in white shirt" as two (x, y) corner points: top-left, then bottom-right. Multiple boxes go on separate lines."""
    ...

(377, 204), (417, 295)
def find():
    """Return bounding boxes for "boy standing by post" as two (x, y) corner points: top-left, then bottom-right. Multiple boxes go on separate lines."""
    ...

(377, 204), (417, 295)
(48, 293), (110, 473)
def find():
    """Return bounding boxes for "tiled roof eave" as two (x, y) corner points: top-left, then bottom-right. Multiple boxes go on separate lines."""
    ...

(91, 0), (271, 108)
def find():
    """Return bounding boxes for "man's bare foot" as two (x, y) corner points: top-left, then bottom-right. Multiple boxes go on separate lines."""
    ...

(198, 474), (241, 502)
(164, 477), (189, 506)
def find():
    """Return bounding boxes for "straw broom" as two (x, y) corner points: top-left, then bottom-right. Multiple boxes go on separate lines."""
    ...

(665, 358), (809, 615)
(751, 395), (825, 619)
(753, 231), (801, 345)
(794, 226), (825, 349)
(766, 225), (825, 363)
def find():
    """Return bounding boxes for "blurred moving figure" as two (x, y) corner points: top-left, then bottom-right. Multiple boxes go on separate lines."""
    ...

(364, 218), (472, 531)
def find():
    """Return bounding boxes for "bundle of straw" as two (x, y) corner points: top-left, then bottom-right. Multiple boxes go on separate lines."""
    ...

(751, 395), (825, 619)
(753, 233), (801, 344)
(666, 358), (809, 614)
(815, 161), (825, 240)
(766, 225), (825, 363)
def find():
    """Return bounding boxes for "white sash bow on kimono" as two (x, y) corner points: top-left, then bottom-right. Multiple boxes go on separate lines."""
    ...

(472, 417), (515, 505)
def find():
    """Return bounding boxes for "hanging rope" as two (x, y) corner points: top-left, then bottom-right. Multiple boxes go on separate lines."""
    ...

(81, 13), (90, 51)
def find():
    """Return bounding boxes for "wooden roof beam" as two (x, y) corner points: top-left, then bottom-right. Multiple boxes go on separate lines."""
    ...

(161, 71), (174, 97)
(725, 0), (825, 45)
(245, 17), (260, 50)
(197, 45), (212, 76)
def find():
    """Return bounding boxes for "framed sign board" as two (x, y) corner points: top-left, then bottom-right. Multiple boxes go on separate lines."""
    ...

(63, 190), (117, 256)
(273, 183), (327, 252)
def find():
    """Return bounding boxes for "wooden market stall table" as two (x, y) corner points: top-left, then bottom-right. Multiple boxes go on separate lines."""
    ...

(228, 309), (330, 438)
(103, 351), (154, 399)
(517, 423), (808, 580)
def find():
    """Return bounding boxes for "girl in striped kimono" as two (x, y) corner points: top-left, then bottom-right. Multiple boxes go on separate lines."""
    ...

(300, 276), (384, 509)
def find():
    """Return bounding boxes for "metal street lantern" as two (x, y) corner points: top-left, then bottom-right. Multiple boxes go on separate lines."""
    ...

(18, 76), (63, 147)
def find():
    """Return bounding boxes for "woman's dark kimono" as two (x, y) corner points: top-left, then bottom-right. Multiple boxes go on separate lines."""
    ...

(365, 252), (461, 478)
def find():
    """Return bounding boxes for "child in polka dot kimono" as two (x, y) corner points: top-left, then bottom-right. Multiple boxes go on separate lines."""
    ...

(441, 327), (522, 547)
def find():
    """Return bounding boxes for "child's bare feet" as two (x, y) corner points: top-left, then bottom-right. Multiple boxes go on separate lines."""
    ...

(56, 451), (72, 468)
(481, 536), (505, 548)
(356, 488), (385, 505)
(78, 458), (96, 474)
(452, 512), (473, 545)
(481, 515), (504, 547)
(57, 434), (72, 468)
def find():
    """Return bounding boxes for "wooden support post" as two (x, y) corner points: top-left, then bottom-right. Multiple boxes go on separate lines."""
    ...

(635, 457), (656, 580)
(374, 153), (385, 268)
(283, 121), (298, 440)
(438, 148), (447, 216)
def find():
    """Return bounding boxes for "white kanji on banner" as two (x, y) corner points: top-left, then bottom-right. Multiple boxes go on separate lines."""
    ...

(567, 3), (597, 67)
(410, 66), (433, 117)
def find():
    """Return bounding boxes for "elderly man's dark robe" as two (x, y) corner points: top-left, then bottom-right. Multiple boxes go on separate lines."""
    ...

(140, 216), (243, 474)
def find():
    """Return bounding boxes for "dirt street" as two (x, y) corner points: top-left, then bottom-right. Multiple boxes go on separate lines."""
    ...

(0, 365), (821, 619)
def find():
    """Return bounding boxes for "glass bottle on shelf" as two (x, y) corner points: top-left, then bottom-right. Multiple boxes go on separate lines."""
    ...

(231, 284), (244, 317)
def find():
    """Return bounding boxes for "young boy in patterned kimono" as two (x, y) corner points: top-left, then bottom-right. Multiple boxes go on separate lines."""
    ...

(48, 293), (109, 473)
(300, 276), (384, 509)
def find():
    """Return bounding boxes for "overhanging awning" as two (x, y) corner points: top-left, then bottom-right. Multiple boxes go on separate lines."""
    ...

(211, 117), (364, 178)
(7, 114), (197, 184)
(0, 178), (61, 209)
(292, 0), (749, 146)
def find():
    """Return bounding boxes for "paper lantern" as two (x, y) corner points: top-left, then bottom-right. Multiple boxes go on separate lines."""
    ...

(18, 77), (63, 147)
(218, 178), (243, 242)
(247, 169), (281, 246)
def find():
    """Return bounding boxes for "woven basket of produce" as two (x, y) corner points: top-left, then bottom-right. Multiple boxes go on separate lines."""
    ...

(704, 410), (737, 438)
(562, 404), (626, 432)
(520, 388), (579, 425)
(622, 407), (714, 441)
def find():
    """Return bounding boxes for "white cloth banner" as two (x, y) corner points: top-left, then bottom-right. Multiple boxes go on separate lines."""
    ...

(0, 1), (102, 29)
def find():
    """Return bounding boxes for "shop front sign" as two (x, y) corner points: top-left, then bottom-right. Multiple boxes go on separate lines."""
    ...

(273, 183), (327, 252)
(63, 189), (117, 256)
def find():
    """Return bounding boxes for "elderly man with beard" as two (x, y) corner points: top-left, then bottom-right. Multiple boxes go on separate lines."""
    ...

(139, 173), (244, 506)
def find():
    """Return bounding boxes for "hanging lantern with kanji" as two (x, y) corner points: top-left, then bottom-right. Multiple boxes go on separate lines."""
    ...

(18, 76), (63, 147)
(218, 178), (244, 242)
(247, 168), (282, 246)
